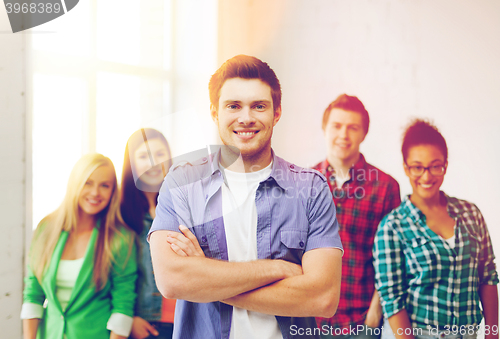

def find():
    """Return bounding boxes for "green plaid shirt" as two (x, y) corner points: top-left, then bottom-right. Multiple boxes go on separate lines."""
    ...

(373, 193), (498, 328)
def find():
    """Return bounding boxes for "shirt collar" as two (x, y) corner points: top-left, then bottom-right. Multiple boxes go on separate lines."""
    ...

(208, 149), (223, 176)
(401, 195), (425, 222)
(402, 192), (457, 222)
(267, 151), (291, 191)
(321, 153), (368, 185)
(351, 153), (367, 174)
(208, 148), (289, 191)
(444, 194), (462, 220)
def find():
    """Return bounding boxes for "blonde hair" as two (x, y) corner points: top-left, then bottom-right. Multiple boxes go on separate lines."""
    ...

(30, 153), (131, 291)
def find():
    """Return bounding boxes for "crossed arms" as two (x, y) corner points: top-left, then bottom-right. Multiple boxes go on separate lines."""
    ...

(149, 226), (342, 318)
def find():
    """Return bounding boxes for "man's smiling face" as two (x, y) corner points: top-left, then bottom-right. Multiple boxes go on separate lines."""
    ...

(323, 108), (366, 164)
(211, 77), (281, 160)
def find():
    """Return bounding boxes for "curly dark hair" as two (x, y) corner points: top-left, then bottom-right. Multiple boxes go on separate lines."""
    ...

(402, 119), (448, 163)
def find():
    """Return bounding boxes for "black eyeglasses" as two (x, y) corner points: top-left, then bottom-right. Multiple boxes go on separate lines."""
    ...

(405, 164), (446, 177)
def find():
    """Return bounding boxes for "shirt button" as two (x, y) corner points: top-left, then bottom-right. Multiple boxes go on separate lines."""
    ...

(205, 194), (208, 200)
(290, 165), (294, 169)
(202, 157), (207, 161)
(61, 315), (64, 320)
(201, 236), (207, 243)
(299, 241), (304, 247)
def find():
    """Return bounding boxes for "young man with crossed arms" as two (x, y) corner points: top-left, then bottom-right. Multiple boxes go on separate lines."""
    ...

(149, 55), (343, 339)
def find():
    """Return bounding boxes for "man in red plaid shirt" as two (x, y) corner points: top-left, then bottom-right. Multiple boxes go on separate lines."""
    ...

(313, 94), (401, 339)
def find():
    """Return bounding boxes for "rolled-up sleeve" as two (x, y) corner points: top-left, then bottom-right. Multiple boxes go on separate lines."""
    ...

(373, 215), (407, 318)
(20, 302), (44, 320)
(108, 230), (137, 337)
(106, 312), (134, 337)
(474, 205), (499, 286)
(21, 267), (45, 319)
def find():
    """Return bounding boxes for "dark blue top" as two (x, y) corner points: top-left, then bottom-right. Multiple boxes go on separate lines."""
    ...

(136, 213), (164, 321)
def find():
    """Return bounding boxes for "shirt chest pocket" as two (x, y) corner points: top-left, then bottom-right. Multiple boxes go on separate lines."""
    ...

(404, 236), (442, 283)
(279, 229), (307, 264)
(463, 232), (481, 268)
(190, 224), (219, 259)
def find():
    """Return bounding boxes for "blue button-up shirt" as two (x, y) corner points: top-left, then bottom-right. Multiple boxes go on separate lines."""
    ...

(149, 149), (343, 339)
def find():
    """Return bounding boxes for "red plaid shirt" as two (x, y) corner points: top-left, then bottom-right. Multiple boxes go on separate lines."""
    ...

(313, 154), (401, 330)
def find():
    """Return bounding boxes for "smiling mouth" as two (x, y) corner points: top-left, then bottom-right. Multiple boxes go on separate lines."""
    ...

(234, 131), (258, 136)
(336, 143), (350, 148)
(86, 198), (101, 205)
(146, 169), (162, 176)
(420, 183), (434, 189)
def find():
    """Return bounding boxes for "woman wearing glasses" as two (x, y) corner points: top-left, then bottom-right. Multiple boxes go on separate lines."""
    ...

(373, 119), (498, 339)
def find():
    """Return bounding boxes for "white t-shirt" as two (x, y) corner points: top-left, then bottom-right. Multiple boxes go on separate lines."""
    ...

(56, 257), (84, 311)
(439, 223), (456, 248)
(335, 174), (349, 189)
(221, 162), (283, 339)
(444, 234), (456, 248)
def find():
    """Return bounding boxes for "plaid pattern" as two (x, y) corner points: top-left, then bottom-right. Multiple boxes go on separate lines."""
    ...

(313, 154), (401, 330)
(373, 194), (499, 328)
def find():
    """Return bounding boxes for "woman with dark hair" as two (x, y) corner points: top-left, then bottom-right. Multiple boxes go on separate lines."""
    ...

(120, 128), (175, 339)
(373, 120), (498, 339)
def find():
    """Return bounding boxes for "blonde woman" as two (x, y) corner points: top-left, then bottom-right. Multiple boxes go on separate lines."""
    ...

(21, 153), (137, 339)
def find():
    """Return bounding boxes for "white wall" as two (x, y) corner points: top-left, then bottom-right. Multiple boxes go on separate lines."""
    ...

(0, 8), (26, 339)
(169, 0), (219, 156)
(218, 0), (500, 261)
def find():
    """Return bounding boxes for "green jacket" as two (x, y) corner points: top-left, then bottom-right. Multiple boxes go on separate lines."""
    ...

(23, 226), (137, 339)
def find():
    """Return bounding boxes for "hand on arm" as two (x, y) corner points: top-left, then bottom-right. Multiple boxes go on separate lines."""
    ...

(150, 229), (302, 303)
(167, 227), (341, 317)
(223, 247), (341, 317)
(130, 317), (159, 339)
(167, 227), (305, 281)
(166, 225), (205, 258)
(479, 284), (499, 339)
(364, 290), (383, 328)
(388, 310), (415, 339)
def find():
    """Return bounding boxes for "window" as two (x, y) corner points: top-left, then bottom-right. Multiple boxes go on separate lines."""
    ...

(29, 0), (218, 228)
